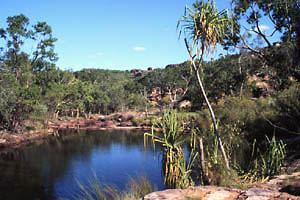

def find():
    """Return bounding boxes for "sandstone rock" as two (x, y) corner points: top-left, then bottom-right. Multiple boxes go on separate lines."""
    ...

(245, 187), (279, 197)
(104, 120), (116, 128)
(267, 172), (300, 196)
(144, 186), (241, 200)
(144, 185), (300, 200)
(0, 139), (6, 143)
(178, 100), (192, 109)
(120, 121), (128, 127)
(144, 189), (187, 200)
(204, 189), (240, 200)
(246, 196), (269, 200)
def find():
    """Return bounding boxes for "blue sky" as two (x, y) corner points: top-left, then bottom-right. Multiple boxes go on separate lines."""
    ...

(0, 0), (277, 71)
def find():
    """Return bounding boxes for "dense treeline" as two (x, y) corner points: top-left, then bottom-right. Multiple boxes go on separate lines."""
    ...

(0, 0), (299, 139)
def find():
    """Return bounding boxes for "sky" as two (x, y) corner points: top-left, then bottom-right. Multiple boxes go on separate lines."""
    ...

(0, 0), (277, 71)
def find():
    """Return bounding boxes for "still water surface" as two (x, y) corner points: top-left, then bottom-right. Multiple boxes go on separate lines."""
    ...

(0, 130), (164, 200)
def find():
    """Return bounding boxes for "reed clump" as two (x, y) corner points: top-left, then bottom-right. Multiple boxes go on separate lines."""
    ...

(144, 110), (198, 189)
(71, 176), (155, 200)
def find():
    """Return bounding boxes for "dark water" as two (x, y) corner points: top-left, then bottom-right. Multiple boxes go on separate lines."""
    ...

(0, 130), (164, 200)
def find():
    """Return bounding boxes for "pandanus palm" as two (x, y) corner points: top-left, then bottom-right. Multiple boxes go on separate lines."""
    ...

(178, 0), (234, 169)
(144, 111), (198, 188)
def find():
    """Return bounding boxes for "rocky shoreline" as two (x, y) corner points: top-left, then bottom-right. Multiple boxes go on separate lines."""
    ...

(144, 172), (300, 200)
(0, 113), (151, 151)
(143, 185), (300, 200)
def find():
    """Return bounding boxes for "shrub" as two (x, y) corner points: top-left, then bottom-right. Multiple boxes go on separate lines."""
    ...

(273, 83), (300, 134)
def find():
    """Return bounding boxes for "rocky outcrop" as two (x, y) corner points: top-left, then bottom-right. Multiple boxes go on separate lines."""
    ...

(144, 185), (299, 200)
(144, 172), (300, 200)
(267, 172), (300, 196)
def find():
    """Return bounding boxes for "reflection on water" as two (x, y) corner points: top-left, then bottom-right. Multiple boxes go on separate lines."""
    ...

(0, 130), (164, 200)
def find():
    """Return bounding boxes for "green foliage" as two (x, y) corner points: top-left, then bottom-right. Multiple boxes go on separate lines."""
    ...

(72, 176), (155, 200)
(29, 104), (49, 129)
(178, 0), (235, 170)
(0, 14), (57, 130)
(144, 110), (197, 188)
(131, 116), (157, 127)
(190, 125), (244, 187)
(178, 0), (234, 54)
(137, 62), (191, 109)
(239, 136), (286, 183)
(216, 96), (257, 125)
(211, 84), (299, 140)
(203, 54), (246, 101)
(0, 77), (17, 129)
(274, 83), (300, 133)
(231, 0), (300, 90)
(176, 111), (202, 125)
(232, 0), (300, 43)
(75, 69), (131, 84)
(214, 95), (278, 140)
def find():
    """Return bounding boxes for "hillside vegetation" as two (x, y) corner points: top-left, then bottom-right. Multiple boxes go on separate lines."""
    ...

(1, 0), (300, 191)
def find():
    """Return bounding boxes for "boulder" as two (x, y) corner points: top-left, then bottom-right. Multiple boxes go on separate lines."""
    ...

(179, 100), (192, 109)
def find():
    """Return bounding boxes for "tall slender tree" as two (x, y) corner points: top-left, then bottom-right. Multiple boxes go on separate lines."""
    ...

(178, 0), (234, 169)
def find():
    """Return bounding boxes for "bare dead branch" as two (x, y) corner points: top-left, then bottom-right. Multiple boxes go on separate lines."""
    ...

(263, 115), (300, 136)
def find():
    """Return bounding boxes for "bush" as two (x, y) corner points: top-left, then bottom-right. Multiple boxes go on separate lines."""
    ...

(274, 83), (300, 134)
(214, 95), (279, 140)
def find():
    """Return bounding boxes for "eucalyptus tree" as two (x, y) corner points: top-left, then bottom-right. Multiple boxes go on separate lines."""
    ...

(232, 0), (300, 47)
(0, 14), (58, 130)
(231, 0), (300, 88)
(178, 0), (234, 169)
(0, 14), (57, 79)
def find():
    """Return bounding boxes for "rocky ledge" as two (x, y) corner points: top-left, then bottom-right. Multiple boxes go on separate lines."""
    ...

(144, 186), (299, 200)
(144, 172), (300, 200)
(47, 112), (152, 131)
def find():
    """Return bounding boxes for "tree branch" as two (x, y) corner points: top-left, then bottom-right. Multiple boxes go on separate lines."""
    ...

(262, 115), (300, 136)
(251, 4), (272, 47)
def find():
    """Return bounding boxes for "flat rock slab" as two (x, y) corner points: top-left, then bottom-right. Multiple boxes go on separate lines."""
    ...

(144, 186), (240, 200)
(144, 189), (187, 200)
(144, 186), (300, 200)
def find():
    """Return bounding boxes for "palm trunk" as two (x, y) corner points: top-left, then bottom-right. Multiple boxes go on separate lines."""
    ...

(184, 39), (230, 170)
(192, 61), (230, 170)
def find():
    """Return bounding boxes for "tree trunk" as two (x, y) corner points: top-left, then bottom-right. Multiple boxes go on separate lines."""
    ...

(192, 62), (230, 170)
(199, 137), (209, 184)
(76, 108), (79, 119)
(55, 110), (60, 119)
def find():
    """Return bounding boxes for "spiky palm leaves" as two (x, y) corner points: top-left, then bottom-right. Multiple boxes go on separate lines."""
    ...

(144, 111), (198, 188)
(178, 0), (232, 60)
